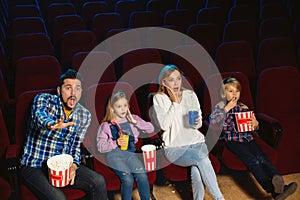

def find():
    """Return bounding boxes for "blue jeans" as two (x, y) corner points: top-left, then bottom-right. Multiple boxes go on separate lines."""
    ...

(165, 142), (224, 200)
(226, 140), (279, 193)
(106, 148), (150, 200)
(20, 164), (107, 200)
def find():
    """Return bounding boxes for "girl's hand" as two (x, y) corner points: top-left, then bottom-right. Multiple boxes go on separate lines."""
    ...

(47, 117), (74, 130)
(225, 97), (237, 112)
(117, 137), (127, 146)
(126, 109), (137, 124)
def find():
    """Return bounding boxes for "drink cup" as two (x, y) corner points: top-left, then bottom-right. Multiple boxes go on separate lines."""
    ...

(188, 110), (199, 126)
(141, 144), (156, 171)
(47, 154), (73, 187)
(120, 132), (129, 151)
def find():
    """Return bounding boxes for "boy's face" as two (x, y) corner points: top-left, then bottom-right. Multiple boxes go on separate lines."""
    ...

(112, 97), (128, 120)
(57, 78), (82, 110)
(224, 83), (240, 102)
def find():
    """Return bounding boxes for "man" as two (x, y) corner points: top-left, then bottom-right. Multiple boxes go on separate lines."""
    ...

(20, 69), (107, 200)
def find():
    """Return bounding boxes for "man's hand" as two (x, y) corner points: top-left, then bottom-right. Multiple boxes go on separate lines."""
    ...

(47, 117), (75, 130)
(69, 163), (77, 185)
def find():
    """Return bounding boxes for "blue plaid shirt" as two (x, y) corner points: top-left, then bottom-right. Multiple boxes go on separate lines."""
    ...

(20, 93), (91, 168)
(209, 101), (254, 142)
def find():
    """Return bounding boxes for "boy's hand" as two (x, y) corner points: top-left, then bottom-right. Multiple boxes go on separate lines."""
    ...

(225, 97), (237, 112)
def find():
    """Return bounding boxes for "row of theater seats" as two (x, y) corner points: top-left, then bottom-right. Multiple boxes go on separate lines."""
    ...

(1, 0), (300, 64)
(1, 66), (300, 199)
(1, 0), (300, 199)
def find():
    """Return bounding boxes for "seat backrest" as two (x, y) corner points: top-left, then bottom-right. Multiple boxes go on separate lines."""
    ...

(222, 20), (258, 49)
(52, 14), (87, 48)
(0, 69), (10, 111)
(256, 36), (297, 74)
(81, 1), (110, 26)
(71, 51), (117, 87)
(227, 5), (259, 22)
(60, 30), (97, 70)
(114, 0), (143, 27)
(197, 7), (228, 36)
(11, 17), (47, 37)
(14, 55), (62, 98)
(14, 89), (56, 147)
(46, 2), (76, 25)
(202, 71), (254, 119)
(256, 66), (300, 118)
(258, 17), (293, 41)
(0, 109), (10, 175)
(128, 10), (162, 28)
(91, 12), (124, 42)
(215, 40), (257, 93)
(11, 4), (41, 19)
(12, 32), (55, 67)
(186, 23), (221, 58)
(259, 2), (289, 20)
(163, 9), (196, 33)
(176, 0), (206, 15)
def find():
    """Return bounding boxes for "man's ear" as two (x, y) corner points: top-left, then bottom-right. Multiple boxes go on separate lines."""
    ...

(57, 86), (60, 95)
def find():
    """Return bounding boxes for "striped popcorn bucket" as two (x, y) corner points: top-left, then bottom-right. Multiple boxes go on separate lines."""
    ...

(235, 111), (254, 132)
(47, 154), (73, 187)
(141, 144), (156, 171)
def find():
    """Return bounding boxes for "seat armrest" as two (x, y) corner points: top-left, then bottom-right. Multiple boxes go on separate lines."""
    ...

(6, 144), (22, 200)
(255, 113), (283, 148)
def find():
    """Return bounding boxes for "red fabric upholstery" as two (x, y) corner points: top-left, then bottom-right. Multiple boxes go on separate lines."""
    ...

(256, 66), (300, 174)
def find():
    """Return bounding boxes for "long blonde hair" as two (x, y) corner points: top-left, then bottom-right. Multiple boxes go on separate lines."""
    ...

(102, 90), (128, 122)
(156, 64), (184, 94)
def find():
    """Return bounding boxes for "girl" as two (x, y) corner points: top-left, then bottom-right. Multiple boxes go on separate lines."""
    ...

(96, 90), (154, 200)
(152, 65), (224, 200)
(209, 77), (297, 200)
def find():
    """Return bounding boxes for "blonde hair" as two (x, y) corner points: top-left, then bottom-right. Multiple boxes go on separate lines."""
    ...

(219, 77), (241, 99)
(156, 65), (184, 94)
(102, 90), (128, 122)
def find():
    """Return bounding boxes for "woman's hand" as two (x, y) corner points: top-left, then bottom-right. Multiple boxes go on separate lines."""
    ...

(163, 84), (179, 103)
(47, 117), (74, 130)
(126, 109), (137, 124)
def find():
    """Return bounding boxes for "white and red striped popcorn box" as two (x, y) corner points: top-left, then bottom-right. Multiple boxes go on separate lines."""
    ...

(234, 111), (254, 132)
(141, 144), (156, 171)
(47, 154), (73, 187)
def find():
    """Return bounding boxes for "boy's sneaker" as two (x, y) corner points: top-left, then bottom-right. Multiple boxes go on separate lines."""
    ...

(272, 175), (284, 193)
(274, 182), (298, 200)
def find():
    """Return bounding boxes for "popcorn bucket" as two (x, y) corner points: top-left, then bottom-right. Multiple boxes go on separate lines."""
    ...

(141, 144), (156, 171)
(47, 154), (73, 187)
(235, 111), (254, 132)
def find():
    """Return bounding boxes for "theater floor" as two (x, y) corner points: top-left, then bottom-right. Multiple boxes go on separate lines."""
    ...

(108, 168), (300, 200)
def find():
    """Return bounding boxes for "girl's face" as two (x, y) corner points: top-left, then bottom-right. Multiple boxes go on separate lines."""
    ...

(224, 84), (240, 102)
(162, 70), (182, 94)
(112, 97), (128, 120)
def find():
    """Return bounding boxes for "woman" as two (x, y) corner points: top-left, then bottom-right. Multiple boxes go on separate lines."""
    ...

(152, 65), (224, 200)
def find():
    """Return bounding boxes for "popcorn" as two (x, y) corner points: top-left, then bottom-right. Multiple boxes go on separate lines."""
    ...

(47, 154), (73, 187)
